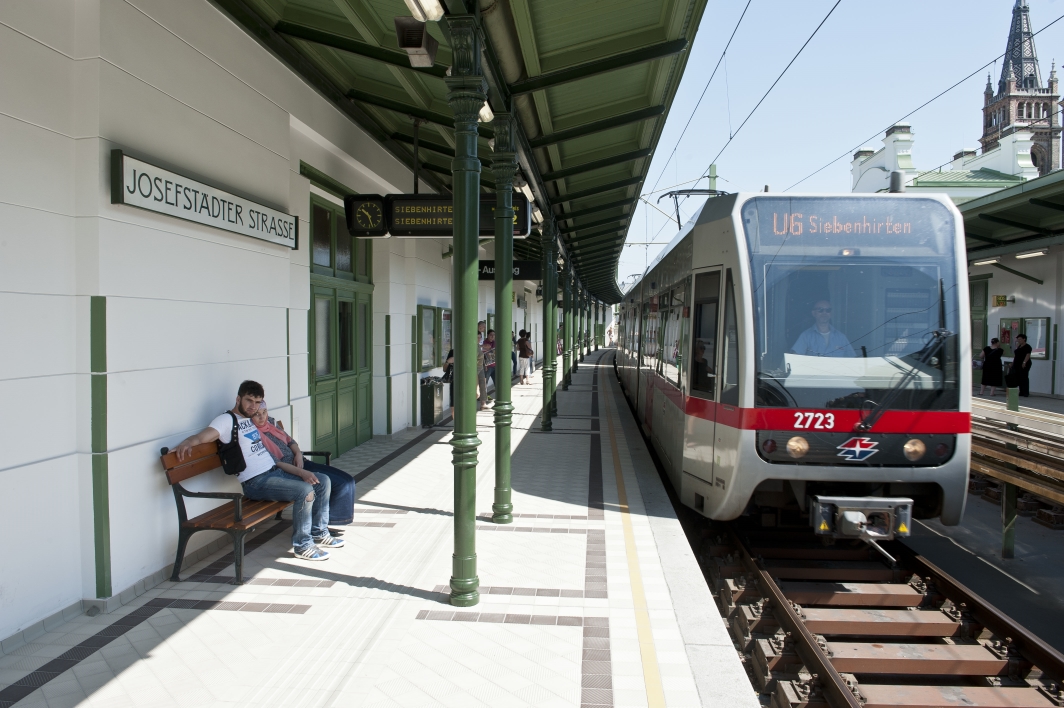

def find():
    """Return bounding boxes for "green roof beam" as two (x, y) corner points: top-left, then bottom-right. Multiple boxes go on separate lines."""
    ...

(509, 39), (688, 95)
(556, 176), (643, 203)
(566, 226), (625, 242)
(558, 197), (637, 222)
(528, 106), (666, 148)
(542, 149), (652, 182)
(275, 21), (449, 78)
(347, 90), (493, 138)
(1029, 198), (1064, 212)
(561, 215), (630, 234)
(978, 213), (1054, 236)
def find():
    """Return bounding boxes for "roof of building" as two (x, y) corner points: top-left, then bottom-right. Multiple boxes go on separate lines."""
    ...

(912, 168), (1026, 188)
(213, 0), (709, 303)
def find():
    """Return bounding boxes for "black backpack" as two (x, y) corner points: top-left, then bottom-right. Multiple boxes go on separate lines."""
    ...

(217, 411), (247, 476)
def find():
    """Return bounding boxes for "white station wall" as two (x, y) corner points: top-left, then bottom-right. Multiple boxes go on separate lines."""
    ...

(969, 249), (1064, 396)
(0, 0), (550, 642)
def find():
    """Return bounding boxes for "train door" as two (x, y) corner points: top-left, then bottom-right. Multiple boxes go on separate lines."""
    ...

(635, 301), (651, 426)
(683, 268), (722, 497)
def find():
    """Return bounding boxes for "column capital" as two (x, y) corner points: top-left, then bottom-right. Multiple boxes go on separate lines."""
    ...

(490, 112), (518, 186)
(445, 15), (481, 77)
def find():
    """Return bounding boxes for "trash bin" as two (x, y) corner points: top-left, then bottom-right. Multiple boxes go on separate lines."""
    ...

(420, 378), (443, 428)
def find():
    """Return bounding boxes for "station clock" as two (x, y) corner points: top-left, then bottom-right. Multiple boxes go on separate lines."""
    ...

(344, 194), (388, 237)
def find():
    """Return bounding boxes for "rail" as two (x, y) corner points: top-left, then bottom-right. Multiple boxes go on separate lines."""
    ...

(714, 528), (1064, 708)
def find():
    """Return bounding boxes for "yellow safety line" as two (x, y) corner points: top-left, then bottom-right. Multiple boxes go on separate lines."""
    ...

(601, 363), (667, 708)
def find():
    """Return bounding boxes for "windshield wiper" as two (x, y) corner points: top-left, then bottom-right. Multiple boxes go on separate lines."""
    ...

(855, 328), (952, 432)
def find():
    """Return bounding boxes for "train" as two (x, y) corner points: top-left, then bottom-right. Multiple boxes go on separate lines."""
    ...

(615, 193), (970, 539)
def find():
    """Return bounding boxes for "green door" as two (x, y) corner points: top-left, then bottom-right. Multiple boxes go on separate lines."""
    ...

(308, 193), (374, 458)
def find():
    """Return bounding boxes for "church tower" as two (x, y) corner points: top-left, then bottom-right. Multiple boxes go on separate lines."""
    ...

(980, 0), (1060, 175)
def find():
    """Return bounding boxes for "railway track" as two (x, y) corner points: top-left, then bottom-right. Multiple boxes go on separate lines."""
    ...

(703, 525), (1064, 708)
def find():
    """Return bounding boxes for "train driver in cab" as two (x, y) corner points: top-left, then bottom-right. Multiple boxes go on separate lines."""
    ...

(791, 299), (855, 358)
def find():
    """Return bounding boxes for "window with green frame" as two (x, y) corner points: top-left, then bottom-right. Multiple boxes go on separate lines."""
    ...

(311, 195), (371, 283)
(418, 305), (439, 371)
(439, 308), (452, 360)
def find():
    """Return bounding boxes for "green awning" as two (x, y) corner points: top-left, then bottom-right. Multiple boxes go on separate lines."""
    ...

(214, 0), (709, 303)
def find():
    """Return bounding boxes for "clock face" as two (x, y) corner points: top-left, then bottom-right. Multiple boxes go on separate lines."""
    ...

(355, 201), (383, 230)
(344, 194), (386, 236)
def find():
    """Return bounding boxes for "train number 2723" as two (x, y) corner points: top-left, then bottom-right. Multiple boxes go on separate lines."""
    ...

(794, 412), (835, 430)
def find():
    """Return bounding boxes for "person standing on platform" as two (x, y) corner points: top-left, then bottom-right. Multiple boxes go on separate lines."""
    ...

(511, 330), (518, 378)
(483, 329), (497, 394)
(516, 329), (533, 385)
(1013, 333), (1033, 397)
(979, 338), (1004, 396)
(476, 321), (488, 410)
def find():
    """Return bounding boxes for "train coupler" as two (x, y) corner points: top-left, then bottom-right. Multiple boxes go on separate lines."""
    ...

(809, 495), (913, 542)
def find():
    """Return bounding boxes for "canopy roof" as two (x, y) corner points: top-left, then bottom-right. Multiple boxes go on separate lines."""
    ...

(215, 0), (708, 303)
(960, 168), (1064, 261)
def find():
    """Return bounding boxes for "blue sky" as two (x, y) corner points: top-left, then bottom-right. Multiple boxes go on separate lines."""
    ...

(616, 0), (1064, 287)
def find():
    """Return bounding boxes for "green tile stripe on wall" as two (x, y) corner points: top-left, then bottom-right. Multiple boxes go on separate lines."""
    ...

(385, 315), (392, 434)
(90, 296), (112, 598)
(411, 315), (417, 427)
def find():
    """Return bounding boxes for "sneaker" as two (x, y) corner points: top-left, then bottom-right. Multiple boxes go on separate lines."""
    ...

(314, 534), (345, 548)
(293, 545), (330, 561)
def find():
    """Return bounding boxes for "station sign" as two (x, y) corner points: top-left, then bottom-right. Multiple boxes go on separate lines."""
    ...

(110, 150), (297, 249)
(478, 260), (543, 281)
(344, 193), (531, 238)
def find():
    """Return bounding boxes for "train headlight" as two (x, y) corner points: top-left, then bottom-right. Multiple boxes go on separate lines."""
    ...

(786, 436), (809, 459)
(762, 439), (777, 454)
(903, 439), (926, 461)
(934, 442), (950, 458)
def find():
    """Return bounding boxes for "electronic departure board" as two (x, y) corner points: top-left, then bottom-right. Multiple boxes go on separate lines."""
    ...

(342, 193), (531, 238)
(388, 193), (531, 238)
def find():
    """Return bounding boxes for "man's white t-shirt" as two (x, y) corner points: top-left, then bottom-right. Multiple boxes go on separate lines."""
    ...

(209, 412), (276, 483)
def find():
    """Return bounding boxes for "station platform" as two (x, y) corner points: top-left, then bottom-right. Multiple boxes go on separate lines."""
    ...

(0, 349), (756, 708)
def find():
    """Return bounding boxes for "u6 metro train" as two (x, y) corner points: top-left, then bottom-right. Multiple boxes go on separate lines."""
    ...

(615, 194), (970, 537)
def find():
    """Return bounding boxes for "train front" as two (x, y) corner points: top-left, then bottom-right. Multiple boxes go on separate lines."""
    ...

(729, 195), (970, 533)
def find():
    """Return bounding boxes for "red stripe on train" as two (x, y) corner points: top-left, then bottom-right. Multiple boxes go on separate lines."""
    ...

(684, 398), (971, 434)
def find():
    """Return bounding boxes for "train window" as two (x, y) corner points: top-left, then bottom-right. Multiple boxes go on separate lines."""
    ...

(689, 271), (721, 399)
(642, 304), (660, 370)
(662, 307), (681, 386)
(721, 270), (740, 406)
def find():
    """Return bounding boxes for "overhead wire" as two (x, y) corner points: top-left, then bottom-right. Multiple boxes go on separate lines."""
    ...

(783, 10), (1064, 192)
(646, 0), (753, 194)
(701, 0), (844, 178)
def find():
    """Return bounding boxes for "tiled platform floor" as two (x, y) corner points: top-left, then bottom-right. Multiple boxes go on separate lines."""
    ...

(0, 350), (756, 708)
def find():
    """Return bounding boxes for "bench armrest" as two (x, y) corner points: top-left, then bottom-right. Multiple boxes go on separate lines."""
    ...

(303, 450), (332, 466)
(172, 485), (245, 522)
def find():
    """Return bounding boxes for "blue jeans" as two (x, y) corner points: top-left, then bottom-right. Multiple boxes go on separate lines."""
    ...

(303, 460), (356, 525)
(242, 468), (330, 552)
(511, 350), (517, 377)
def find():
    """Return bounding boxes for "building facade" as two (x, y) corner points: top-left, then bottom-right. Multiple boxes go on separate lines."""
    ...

(0, 0), (546, 643)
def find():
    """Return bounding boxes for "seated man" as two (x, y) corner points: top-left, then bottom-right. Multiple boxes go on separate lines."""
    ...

(174, 380), (343, 561)
(791, 300), (855, 358)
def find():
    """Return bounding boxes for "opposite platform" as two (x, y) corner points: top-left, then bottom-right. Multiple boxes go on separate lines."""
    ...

(0, 349), (756, 708)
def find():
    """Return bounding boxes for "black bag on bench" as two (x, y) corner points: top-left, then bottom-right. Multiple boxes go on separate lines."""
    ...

(217, 411), (246, 476)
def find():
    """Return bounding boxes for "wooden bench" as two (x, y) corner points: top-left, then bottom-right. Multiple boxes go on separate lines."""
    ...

(160, 443), (332, 584)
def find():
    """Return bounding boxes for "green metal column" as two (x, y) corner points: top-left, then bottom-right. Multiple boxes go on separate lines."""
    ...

(1002, 482), (1018, 559)
(491, 112), (516, 523)
(574, 283), (583, 372)
(445, 16), (484, 608)
(580, 289), (587, 361)
(552, 229), (561, 412)
(540, 226), (554, 432)
(562, 267), (572, 389)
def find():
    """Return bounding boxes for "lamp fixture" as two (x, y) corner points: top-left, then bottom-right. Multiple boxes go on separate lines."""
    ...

(402, 0), (445, 22)
(972, 257), (1000, 266)
(478, 101), (494, 123)
(531, 206), (543, 224)
(1016, 248), (1050, 259)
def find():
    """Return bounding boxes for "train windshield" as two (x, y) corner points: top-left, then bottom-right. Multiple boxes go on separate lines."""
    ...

(741, 197), (961, 411)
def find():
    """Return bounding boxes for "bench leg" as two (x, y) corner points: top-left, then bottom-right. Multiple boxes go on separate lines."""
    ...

(232, 532), (247, 585)
(171, 528), (194, 582)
